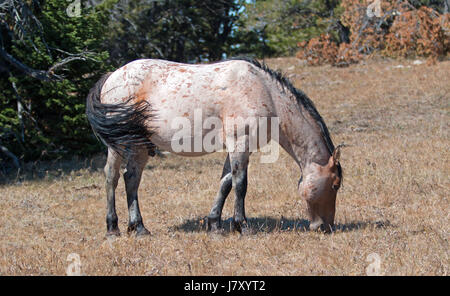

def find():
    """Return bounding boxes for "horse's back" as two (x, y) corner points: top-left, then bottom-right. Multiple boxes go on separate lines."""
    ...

(101, 59), (269, 103)
(99, 59), (277, 154)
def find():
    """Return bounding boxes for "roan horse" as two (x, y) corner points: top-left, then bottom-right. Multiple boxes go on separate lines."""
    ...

(86, 57), (342, 237)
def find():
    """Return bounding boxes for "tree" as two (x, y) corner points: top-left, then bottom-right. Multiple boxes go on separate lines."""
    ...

(0, 0), (246, 170)
(297, 0), (449, 66)
(104, 0), (242, 65)
(238, 0), (344, 57)
(0, 0), (111, 170)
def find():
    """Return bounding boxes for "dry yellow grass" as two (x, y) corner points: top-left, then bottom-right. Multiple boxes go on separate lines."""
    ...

(0, 58), (448, 275)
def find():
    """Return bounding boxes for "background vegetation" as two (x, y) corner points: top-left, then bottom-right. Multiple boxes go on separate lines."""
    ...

(0, 0), (449, 171)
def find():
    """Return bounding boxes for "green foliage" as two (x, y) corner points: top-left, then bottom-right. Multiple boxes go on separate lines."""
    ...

(408, 0), (448, 13)
(104, 0), (242, 65)
(238, 0), (342, 57)
(1, 0), (245, 167)
(0, 0), (112, 162)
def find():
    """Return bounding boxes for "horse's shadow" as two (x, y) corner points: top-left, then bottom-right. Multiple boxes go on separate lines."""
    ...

(171, 216), (392, 234)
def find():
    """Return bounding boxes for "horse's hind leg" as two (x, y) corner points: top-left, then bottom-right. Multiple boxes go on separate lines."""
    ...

(124, 147), (150, 236)
(104, 148), (122, 237)
(207, 154), (232, 232)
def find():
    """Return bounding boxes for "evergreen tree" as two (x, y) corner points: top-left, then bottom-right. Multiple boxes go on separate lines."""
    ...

(238, 0), (343, 57)
(0, 0), (111, 168)
(104, 0), (242, 65)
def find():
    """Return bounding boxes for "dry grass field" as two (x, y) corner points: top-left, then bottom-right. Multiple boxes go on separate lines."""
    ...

(0, 57), (448, 275)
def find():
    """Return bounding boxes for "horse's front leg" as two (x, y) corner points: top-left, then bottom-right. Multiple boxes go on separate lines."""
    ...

(207, 154), (232, 232)
(104, 148), (122, 237)
(124, 147), (151, 236)
(229, 150), (250, 234)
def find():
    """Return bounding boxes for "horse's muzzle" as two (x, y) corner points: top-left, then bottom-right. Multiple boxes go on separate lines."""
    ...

(309, 217), (334, 233)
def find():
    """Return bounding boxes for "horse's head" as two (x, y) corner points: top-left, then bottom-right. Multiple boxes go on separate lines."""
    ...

(298, 147), (342, 232)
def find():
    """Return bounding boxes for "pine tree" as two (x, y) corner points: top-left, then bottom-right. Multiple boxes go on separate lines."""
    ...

(0, 0), (111, 168)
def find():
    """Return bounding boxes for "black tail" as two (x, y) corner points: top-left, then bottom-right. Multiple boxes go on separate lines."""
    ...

(86, 73), (155, 154)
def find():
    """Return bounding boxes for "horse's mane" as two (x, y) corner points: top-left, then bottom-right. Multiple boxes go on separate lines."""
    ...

(228, 57), (342, 178)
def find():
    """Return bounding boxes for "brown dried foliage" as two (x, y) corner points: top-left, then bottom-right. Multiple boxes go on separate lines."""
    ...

(297, 0), (450, 66)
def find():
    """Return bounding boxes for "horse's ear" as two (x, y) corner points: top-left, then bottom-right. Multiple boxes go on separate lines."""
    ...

(328, 145), (341, 167)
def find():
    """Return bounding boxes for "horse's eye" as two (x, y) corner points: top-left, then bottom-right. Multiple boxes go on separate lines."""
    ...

(332, 184), (340, 191)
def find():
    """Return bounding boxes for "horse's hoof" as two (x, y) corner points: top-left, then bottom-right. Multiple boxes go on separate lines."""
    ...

(309, 221), (334, 233)
(206, 216), (222, 232)
(208, 226), (225, 236)
(127, 223), (151, 237)
(240, 225), (254, 236)
(136, 227), (151, 237)
(134, 224), (151, 237)
(232, 219), (251, 235)
(106, 228), (121, 237)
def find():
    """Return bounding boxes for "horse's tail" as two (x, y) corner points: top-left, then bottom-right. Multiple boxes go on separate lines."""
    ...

(85, 72), (155, 154)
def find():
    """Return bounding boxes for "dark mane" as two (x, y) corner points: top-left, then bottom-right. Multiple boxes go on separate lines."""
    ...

(229, 57), (342, 178)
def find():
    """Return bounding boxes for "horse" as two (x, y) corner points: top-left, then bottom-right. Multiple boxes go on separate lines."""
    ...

(86, 57), (342, 237)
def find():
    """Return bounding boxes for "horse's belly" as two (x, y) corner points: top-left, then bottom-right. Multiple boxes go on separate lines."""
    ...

(149, 106), (226, 155)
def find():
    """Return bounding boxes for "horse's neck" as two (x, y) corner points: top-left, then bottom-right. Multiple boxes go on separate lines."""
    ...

(273, 89), (330, 169)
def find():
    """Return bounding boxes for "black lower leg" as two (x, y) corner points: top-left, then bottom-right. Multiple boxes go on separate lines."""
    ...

(232, 173), (248, 232)
(126, 195), (150, 236)
(207, 173), (232, 231)
(232, 162), (249, 233)
(105, 152), (121, 237)
(124, 157), (150, 236)
(207, 155), (232, 231)
(106, 211), (119, 235)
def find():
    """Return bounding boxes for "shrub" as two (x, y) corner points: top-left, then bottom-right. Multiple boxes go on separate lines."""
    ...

(296, 0), (450, 66)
